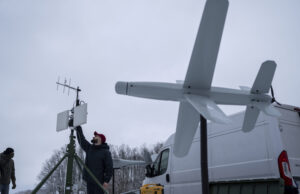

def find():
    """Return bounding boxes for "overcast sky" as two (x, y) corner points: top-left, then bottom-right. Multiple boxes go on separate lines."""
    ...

(0, 0), (299, 193)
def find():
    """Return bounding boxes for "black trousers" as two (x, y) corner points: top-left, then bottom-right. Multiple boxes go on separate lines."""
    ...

(87, 182), (105, 194)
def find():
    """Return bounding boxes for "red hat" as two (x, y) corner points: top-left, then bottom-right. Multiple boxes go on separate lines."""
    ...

(94, 131), (106, 143)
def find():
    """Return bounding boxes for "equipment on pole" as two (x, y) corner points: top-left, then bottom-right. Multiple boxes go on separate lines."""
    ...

(32, 80), (107, 194)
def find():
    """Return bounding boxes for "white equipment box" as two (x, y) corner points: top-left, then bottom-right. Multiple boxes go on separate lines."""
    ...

(56, 110), (69, 132)
(73, 103), (88, 127)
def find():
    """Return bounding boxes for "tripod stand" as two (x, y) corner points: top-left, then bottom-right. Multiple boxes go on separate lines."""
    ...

(31, 129), (108, 194)
(32, 84), (108, 194)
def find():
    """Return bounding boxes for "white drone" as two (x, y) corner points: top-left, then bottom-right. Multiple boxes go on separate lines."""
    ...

(115, 0), (281, 158)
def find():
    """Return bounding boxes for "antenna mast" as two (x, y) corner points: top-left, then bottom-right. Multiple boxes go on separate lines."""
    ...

(32, 79), (108, 194)
(56, 78), (81, 193)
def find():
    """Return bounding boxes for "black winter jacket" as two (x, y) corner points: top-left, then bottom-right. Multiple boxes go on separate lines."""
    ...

(0, 153), (16, 185)
(76, 126), (113, 184)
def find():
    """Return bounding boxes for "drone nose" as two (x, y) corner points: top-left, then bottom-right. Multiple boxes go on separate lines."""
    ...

(115, 82), (128, 95)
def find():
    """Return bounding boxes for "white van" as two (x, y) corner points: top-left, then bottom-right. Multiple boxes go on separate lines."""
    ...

(143, 104), (300, 194)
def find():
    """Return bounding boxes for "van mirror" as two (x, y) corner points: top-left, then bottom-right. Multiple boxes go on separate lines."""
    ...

(145, 164), (153, 177)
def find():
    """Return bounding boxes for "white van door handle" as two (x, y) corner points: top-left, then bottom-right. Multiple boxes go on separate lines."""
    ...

(166, 174), (170, 183)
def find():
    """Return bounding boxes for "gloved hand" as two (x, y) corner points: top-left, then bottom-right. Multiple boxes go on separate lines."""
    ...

(103, 182), (109, 189)
(12, 182), (16, 189)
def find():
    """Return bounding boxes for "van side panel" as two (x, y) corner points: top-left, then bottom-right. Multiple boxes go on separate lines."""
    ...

(209, 113), (277, 181)
(171, 138), (201, 194)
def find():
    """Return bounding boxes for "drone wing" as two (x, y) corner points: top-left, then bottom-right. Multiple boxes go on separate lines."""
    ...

(113, 158), (146, 169)
(183, 0), (229, 90)
(174, 102), (200, 157)
(174, 0), (229, 157)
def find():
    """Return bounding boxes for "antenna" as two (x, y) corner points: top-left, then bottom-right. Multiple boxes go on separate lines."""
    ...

(56, 77), (81, 97)
(56, 77), (86, 131)
(33, 80), (106, 194)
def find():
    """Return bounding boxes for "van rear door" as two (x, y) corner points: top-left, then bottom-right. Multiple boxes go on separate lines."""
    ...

(277, 106), (300, 187)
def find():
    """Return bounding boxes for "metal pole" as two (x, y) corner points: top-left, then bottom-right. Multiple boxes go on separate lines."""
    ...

(64, 87), (81, 194)
(31, 154), (68, 194)
(75, 155), (109, 194)
(74, 156), (83, 174)
(200, 115), (209, 194)
(64, 129), (76, 194)
(112, 169), (115, 194)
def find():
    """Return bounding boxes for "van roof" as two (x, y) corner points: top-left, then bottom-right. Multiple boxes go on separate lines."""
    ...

(275, 104), (300, 112)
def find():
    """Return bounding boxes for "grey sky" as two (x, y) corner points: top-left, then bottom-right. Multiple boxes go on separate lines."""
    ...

(0, 0), (299, 193)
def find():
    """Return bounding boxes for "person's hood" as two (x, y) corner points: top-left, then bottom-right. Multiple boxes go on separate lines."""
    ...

(93, 143), (110, 150)
(0, 153), (12, 161)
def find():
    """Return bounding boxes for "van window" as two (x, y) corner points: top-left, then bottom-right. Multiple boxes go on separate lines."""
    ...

(159, 149), (169, 175)
(153, 154), (161, 176)
(152, 149), (170, 177)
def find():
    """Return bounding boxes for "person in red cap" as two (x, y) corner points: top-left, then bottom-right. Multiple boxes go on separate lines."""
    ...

(75, 126), (113, 194)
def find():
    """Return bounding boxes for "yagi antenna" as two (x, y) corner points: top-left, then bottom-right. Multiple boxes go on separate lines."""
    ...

(56, 77), (81, 96)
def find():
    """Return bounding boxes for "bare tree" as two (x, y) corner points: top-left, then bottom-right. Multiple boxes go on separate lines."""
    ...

(30, 142), (163, 194)
(109, 142), (163, 193)
(36, 145), (86, 194)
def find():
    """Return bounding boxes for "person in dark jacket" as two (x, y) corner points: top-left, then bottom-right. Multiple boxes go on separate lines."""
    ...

(0, 148), (16, 194)
(76, 126), (113, 194)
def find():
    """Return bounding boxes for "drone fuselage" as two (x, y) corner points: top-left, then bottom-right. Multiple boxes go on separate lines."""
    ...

(115, 81), (272, 107)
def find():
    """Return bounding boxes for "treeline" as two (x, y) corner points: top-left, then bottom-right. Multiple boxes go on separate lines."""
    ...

(17, 142), (162, 194)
